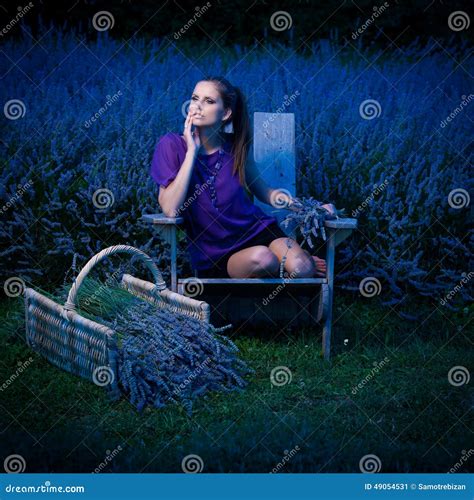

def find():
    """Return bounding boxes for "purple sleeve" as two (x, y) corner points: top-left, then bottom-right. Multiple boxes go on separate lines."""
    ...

(149, 133), (181, 189)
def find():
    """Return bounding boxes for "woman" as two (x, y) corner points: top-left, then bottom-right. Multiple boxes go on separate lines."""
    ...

(150, 76), (333, 279)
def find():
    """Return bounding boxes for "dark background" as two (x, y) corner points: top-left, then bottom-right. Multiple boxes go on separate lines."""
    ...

(5, 0), (473, 47)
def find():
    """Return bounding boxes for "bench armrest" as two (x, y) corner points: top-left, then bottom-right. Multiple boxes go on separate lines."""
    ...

(141, 213), (184, 225)
(140, 213), (183, 292)
(324, 217), (358, 229)
(324, 217), (358, 248)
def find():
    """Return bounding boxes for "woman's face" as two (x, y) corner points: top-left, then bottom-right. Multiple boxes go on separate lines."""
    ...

(189, 81), (231, 128)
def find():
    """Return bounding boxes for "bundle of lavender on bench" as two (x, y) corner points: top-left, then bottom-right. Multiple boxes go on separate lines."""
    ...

(272, 196), (346, 278)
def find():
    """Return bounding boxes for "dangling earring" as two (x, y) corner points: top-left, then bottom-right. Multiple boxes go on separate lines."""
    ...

(223, 120), (234, 133)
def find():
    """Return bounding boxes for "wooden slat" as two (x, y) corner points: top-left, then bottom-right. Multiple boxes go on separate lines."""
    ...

(324, 218), (358, 229)
(324, 218), (358, 247)
(141, 214), (183, 225)
(179, 277), (327, 285)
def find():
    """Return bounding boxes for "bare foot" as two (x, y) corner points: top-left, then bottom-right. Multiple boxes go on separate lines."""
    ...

(312, 255), (326, 277)
(280, 256), (326, 278)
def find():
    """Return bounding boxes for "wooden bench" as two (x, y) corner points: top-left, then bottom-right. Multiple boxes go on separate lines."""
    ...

(142, 112), (357, 360)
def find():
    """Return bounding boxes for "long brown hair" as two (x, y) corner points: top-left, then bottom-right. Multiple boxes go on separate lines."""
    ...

(201, 76), (252, 196)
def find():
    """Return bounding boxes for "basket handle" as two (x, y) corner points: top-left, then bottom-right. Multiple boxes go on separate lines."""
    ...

(63, 245), (166, 313)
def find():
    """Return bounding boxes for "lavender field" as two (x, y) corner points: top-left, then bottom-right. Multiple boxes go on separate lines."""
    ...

(1, 27), (472, 314)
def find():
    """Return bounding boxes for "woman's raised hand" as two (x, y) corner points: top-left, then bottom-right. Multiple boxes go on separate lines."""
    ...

(183, 108), (201, 155)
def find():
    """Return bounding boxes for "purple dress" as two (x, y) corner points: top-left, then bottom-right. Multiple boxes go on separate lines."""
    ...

(149, 132), (279, 271)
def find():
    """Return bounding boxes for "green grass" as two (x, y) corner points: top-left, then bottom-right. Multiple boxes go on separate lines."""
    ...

(0, 291), (472, 473)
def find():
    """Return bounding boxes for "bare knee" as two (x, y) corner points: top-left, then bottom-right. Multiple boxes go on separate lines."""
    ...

(285, 254), (315, 278)
(250, 247), (280, 276)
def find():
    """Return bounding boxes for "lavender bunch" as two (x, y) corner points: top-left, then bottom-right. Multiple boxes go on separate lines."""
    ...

(280, 196), (346, 249)
(272, 197), (346, 278)
(108, 299), (253, 415)
(67, 277), (254, 414)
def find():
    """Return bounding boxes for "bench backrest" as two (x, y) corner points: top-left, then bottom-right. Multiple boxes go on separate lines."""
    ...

(252, 112), (296, 239)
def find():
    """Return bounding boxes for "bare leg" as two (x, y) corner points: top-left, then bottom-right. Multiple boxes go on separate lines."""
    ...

(226, 245), (280, 278)
(269, 237), (326, 278)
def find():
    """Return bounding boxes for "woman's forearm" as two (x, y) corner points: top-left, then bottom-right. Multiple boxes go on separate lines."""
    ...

(251, 184), (272, 205)
(158, 149), (198, 217)
(247, 176), (273, 205)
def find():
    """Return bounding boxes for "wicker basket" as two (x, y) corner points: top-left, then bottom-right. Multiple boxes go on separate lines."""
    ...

(24, 245), (211, 399)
